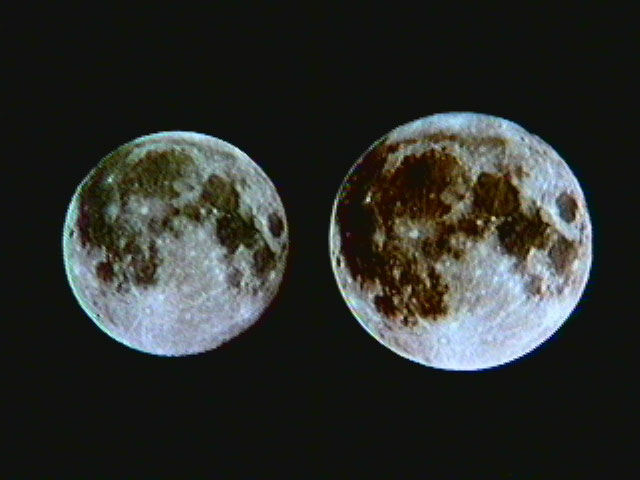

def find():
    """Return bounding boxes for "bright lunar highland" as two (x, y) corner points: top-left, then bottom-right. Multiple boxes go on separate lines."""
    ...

(329, 112), (592, 370)
(63, 132), (288, 356)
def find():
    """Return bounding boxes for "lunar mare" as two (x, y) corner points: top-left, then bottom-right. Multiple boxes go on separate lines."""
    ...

(329, 112), (592, 370)
(63, 132), (288, 356)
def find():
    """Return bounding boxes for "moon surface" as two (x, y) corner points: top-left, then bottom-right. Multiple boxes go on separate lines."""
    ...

(329, 112), (592, 370)
(63, 132), (288, 356)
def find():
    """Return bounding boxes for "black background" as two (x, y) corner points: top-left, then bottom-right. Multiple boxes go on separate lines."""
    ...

(8, 4), (633, 477)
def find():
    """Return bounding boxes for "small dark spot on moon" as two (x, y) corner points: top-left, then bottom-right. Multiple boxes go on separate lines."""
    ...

(157, 206), (183, 237)
(252, 244), (276, 278)
(548, 235), (579, 276)
(95, 261), (114, 283)
(267, 212), (284, 238)
(556, 192), (578, 223)
(421, 222), (464, 261)
(400, 315), (419, 328)
(526, 275), (544, 297)
(373, 294), (397, 318)
(148, 218), (161, 234)
(131, 240), (162, 287)
(182, 203), (206, 223)
(227, 268), (243, 289)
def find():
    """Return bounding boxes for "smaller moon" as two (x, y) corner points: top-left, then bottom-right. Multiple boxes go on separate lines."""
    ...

(63, 132), (288, 356)
(329, 112), (592, 370)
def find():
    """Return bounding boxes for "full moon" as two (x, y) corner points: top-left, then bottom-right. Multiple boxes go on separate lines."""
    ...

(329, 113), (592, 370)
(63, 132), (288, 356)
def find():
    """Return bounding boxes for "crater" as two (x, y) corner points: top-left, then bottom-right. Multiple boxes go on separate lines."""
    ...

(95, 261), (114, 283)
(267, 212), (284, 238)
(556, 192), (578, 223)
(252, 244), (276, 278)
(548, 235), (579, 276)
(526, 275), (544, 297)
(227, 267), (243, 289)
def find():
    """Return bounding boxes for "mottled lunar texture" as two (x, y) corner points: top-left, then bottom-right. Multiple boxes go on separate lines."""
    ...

(329, 113), (591, 370)
(63, 132), (288, 356)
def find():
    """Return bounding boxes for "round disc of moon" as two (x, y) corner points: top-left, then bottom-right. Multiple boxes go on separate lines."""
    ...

(329, 112), (592, 370)
(63, 132), (288, 356)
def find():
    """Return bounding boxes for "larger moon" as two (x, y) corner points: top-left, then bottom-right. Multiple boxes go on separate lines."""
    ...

(63, 132), (288, 356)
(329, 113), (592, 370)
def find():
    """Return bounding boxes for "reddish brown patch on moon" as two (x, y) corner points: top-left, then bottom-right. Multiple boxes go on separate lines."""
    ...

(267, 212), (284, 238)
(526, 275), (544, 296)
(496, 210), (551, 261)
(548, 235), (579, 275)
(373, 149), (464, 221)
(95, 261), (114, 283)
(472, 172), (521, 217)
(252, 244), (276, 278)
(227, 267), (243, 289)
(336, 131), (581, 328)
(336, 138), (465, 325)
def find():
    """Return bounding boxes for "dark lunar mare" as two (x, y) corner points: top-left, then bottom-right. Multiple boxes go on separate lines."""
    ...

(76, 145), (279, 293)
(335, 134), (582, 328)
